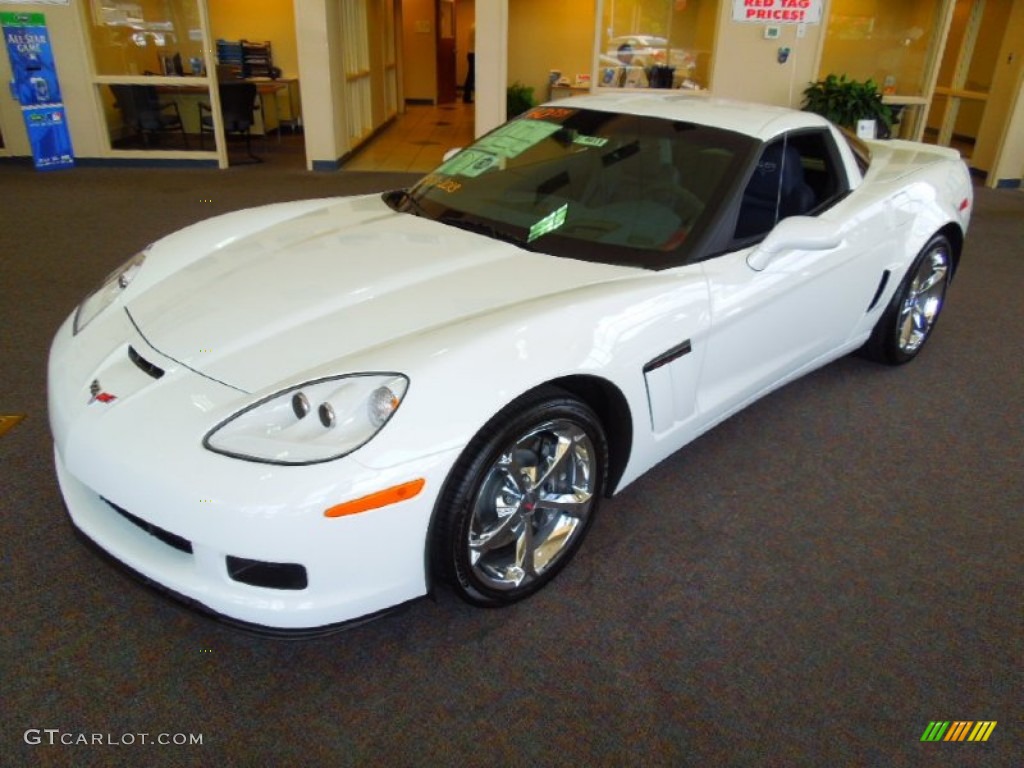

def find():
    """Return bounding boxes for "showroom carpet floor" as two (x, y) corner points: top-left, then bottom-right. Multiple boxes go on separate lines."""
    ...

(0, 162), (1020, 767)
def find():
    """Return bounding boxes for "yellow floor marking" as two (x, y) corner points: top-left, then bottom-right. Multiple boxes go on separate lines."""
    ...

(0, 414), (26, 438)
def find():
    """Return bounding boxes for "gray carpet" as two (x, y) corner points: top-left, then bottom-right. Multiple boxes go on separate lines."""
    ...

(1, 160), (1020, 767)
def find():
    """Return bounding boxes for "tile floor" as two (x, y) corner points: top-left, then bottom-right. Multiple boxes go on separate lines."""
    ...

(342, 101), (476, 173)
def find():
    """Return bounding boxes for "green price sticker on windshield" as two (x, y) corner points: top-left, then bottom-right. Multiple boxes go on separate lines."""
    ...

(528, 204), (568, 243)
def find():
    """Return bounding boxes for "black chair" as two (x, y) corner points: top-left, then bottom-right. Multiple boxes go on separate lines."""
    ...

(736, 142), (816, 239)
(199, 82), (262, 163)
(110, 84), (188, 149)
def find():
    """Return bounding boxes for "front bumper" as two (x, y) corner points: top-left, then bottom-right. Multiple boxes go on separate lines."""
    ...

(48, 311), (457, 630)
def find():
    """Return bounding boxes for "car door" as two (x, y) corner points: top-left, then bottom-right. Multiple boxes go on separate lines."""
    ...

(695, 131), (887, 423)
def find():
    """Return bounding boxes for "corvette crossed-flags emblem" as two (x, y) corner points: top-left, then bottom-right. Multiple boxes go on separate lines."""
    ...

(89, 379), (116, 404)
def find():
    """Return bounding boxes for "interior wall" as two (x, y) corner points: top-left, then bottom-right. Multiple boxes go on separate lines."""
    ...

(508, 0), (595, 103)
(208, 0), (299, 79)
(455, 0), (474, 88)
(975, 0), (1024, 182)
(401, 0), (437, 101)
(989, 69), (1024, 184)
(710, 8), (825, 109)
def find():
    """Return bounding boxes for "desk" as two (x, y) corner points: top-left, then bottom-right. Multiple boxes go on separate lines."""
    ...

(883, 94), (929, 140)
(549, 84), (591, 101)
(157, 78), (300, 137)
(249, 78), (301, 133)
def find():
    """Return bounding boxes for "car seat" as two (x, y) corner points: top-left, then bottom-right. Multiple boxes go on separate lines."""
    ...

(736, 142), (816, 239)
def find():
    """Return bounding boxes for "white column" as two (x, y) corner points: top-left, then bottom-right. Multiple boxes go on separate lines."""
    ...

(473, 0), (508, 137)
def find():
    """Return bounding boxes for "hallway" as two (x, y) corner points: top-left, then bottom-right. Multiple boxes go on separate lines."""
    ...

(242, 101), (475, 174)
(342, 101), (475, 173)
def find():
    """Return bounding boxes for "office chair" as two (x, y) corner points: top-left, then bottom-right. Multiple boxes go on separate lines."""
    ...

(199, 82), (262, 163)
(110, 84), (189, 149)
(736, 142), (816, 239)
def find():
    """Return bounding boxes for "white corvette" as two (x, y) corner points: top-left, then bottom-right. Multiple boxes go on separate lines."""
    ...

(49, 94), (972, 632)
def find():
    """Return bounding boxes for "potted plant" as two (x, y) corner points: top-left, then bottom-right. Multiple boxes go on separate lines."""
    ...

(506, 81), (536, 119)
(802, 74), (894, 139)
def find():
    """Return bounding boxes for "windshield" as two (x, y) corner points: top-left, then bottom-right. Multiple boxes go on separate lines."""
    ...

(395, 107), (756, 269)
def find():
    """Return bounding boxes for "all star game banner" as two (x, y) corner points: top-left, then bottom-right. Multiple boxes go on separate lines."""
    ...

(2, 11), (74, 170)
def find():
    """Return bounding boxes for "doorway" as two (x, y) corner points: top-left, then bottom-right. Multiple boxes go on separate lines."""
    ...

(437, 0), (457, 103)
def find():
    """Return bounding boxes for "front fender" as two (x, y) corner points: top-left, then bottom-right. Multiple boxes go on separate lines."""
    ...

(353, 269), (712, 495)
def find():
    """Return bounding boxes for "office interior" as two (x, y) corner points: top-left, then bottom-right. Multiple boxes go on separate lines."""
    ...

(0, 0), (1020, 185)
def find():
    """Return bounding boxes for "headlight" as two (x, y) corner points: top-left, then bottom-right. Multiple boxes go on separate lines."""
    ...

(73, 251), (147, 334)
(203, 373), (409, 465)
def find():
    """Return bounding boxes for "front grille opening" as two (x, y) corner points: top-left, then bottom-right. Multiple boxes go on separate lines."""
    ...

(226, 556), (308, 590)
(104, 498), (193, 554)
(128, 346), (165, 379)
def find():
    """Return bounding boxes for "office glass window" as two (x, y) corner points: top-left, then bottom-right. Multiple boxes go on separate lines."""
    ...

(88, 0), (205, 77)
(818, 0), (946, 97)
(597, 0), (718, 90)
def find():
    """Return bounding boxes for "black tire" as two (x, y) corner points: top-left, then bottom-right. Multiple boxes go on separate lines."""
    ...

(432, 386), (608, 607)
(861, 234), (953, 365)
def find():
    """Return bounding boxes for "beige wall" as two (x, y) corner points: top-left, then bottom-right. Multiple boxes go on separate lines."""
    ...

(976, 0), (1024, 184)
(208, 0), (299, 79)
(508, 0), (596, 104)
(709, 8), (824, 109)
(402, 0), (437, 101)
(989, 69), (1024, 185)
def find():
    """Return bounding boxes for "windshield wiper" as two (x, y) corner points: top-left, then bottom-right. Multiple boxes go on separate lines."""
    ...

(440, 215), (532, 250)
(381, 188), (427, 216)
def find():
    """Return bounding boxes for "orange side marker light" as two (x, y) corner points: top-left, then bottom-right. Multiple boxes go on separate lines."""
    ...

(324, 478), (426, 518)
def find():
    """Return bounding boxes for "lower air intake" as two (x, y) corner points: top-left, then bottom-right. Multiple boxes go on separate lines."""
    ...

(226, 556), (308, 590)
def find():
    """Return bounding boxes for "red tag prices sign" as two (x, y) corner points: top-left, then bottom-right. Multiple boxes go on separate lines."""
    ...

(732, 0), (823, 24)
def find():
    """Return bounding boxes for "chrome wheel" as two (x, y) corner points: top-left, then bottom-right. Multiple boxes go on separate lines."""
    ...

(897, 245), (949, 355)
(860, 234), (955, 366)
(435, 389), (607, 606)
(467, 419), (597, 592)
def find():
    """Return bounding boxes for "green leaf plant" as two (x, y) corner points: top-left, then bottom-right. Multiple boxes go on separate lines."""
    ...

(802, 74), (894, 138)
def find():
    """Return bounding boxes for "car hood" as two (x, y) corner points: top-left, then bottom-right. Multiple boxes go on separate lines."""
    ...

(127, 196), (639, 392)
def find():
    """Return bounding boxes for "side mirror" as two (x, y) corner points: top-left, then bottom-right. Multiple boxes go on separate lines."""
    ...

(747, 216), (843, 271)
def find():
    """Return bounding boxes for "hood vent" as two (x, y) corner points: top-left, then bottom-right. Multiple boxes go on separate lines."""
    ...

(129, 346), (165, 379)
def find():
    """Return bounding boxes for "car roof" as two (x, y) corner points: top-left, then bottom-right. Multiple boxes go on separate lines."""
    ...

(548, 92), (832, 142)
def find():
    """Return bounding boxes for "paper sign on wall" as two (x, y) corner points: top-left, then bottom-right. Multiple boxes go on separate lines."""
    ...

(1, 11), (73, 170)
(732, 0), (823, 24)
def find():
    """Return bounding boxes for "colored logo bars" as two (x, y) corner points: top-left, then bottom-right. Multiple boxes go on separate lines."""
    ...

(920, 721), (997, 742)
